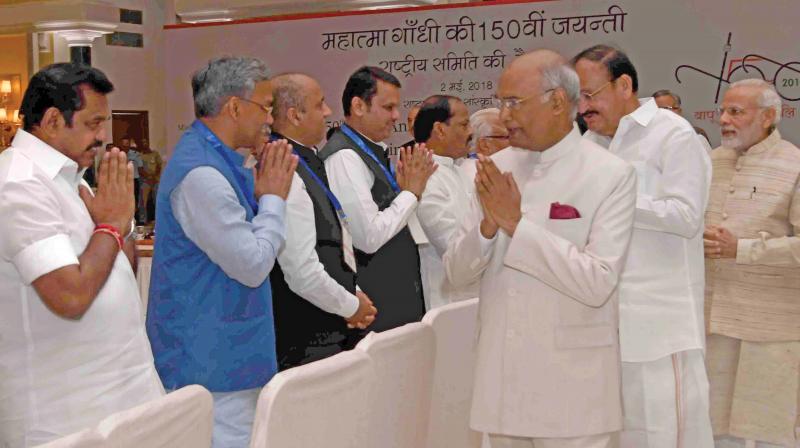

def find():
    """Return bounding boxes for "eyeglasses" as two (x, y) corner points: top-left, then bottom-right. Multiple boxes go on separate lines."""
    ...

(716, 106), (764, 118)
(659, 105), (681, 111)
(482, 135), (509, 140)
(236, 97), (273, 115)
(579, 80), (613, 103)
(492, 88), (556, 110)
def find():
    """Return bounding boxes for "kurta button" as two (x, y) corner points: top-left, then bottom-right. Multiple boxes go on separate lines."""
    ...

(735, 164), (742, 171)
(729, 186), (735, 193)
(722, 212), (729, 220)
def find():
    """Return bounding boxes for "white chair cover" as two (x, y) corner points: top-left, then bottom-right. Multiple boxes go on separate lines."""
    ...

(422, 298), (482, 448)
(249, 349), (375, 448)
(355, 322), (436, 448)
(36, 385), (213, 448)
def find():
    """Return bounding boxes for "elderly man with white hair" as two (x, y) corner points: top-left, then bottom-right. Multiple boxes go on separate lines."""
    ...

(703, 78), (800, 448)
(459, 108), (510, 194)
(445, 48), (636, 448)
(470, 107), (510, 157)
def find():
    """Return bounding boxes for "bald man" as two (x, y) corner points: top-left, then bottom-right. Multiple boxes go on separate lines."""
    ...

(269, 73), (376, 369)
(444, 49), (636, 448)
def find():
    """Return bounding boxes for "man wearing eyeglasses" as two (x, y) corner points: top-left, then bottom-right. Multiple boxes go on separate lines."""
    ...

(651, 89), (713, 153)
(146, 56), (297, 447)
(445, 49), (637, 448)
(574, 45), (713, 448)
(703, 78), (800, 448)
(459, 107), (510, 197)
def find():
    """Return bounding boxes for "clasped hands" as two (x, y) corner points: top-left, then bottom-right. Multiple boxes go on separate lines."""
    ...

(396, 143), (437, 199)
(253, 138), (298, 200)
(475, 154), (522, 238)
(346, 291), (377, 330)
(704, 225), (738, 259)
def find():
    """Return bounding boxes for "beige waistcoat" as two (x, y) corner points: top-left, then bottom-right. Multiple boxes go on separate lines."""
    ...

(705, 130), (800, 342)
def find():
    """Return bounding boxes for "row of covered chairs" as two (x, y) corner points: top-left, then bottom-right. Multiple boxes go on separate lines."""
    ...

(39, 299), (482, 448)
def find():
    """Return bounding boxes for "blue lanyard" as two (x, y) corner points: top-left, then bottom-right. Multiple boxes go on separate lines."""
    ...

(340, 124), (400, 193)
(293, 150), (349, 225)
(192, 120), (259, 213)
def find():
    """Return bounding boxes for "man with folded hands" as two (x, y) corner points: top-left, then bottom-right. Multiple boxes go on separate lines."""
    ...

(268, 72), (377, 370)
(574, 44), (713, 448)
(444, 49), (636, 448)
(0, 63), (163, 447)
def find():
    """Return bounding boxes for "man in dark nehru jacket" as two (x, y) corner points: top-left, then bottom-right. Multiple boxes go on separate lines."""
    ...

(319, 66), (436, 339)
(269, 72), (377, 369)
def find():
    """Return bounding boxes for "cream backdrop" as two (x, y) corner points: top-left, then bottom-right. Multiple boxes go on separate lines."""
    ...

(163, 0), (799, 155)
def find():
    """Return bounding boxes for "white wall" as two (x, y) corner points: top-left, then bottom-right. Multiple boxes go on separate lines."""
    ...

(91, 0), (169, 153)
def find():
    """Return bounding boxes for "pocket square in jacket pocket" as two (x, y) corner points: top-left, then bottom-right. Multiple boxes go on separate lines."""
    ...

(549, 202), (581, 219)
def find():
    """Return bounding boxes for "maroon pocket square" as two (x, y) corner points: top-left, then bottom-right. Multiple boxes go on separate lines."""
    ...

(549, 202), (581, 219)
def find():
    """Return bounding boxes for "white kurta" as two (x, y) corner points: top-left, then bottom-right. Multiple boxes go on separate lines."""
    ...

(444, 127), (637, 438)
(417, 154), (479, 309)
(0, 131), (165, 447)
(584, 99), (714, 448)
(584, 98), (711, 363)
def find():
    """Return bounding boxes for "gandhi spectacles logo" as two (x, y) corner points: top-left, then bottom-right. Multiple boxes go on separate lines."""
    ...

(675, 32), (800, 103)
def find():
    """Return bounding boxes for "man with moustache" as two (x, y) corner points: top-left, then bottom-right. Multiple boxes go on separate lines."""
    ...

(0, 63), (164, 446)
(147, 57), (297, 447)
(703, 79), (800, 448)
(320, 66), (436, 335)
(414, 95), (479, 309)
(574, 44), (713, 448)
(268, 73), (377, 370)
(445, 49), (637, 448)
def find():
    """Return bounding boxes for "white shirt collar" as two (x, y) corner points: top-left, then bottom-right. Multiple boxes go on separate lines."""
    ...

(11, 129), (83, 186)
(626, 98), (658, 128)
(431, 153), (457, 168)
(540, 125), (582, 163)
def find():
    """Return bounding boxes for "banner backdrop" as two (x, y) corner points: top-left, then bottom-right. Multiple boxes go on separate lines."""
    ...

(163, 0), (799, 155)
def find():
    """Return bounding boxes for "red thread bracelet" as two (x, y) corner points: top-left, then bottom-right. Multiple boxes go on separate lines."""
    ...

(94, 224), (124, 251)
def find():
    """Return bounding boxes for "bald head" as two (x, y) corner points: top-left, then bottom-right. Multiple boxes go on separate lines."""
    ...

(270, 72), (332, 146)
(271, 73), (315, 122)
(496, 49), (579, 151)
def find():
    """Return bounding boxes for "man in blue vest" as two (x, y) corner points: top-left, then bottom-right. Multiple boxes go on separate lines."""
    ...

(147, 56), (297, 447)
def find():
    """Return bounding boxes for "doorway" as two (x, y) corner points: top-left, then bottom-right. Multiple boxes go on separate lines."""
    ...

(112, 110), (149, 146)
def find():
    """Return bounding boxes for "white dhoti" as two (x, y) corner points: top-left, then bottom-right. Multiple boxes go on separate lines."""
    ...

(488, 432), (617, 448)
(620, 349), (714, 448)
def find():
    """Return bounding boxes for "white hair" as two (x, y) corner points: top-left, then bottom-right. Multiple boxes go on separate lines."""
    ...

(469, 108), (501, 151)
(729, 78), (783, 124)
(539, 61), (581, 117)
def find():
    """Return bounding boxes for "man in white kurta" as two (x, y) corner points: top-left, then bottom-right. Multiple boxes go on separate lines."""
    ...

(574, 45), (714, 448)
(415, 95), (479, 309)
(445, 50), (637, 448)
